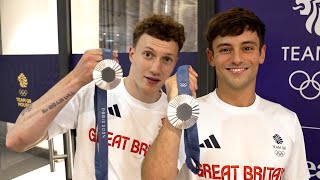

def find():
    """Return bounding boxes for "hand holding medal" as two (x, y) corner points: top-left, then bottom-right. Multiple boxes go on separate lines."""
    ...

(167, 65), (199, 129)
(92, 48), (123, 180)
(167, 65), (201, 174)
(93, 48), (123, 90)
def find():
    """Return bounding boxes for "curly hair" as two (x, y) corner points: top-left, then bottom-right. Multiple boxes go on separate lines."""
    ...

(133, 14), (186, 51)
(206, 7), (266, 50)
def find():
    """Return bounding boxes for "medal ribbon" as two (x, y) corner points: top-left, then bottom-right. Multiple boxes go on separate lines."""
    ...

(176, 65), (200, 174)
(94, 48), (112, 180)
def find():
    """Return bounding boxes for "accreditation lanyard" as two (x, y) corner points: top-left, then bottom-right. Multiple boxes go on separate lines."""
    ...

(176, 65), (200, 174)
(94, 49), (113, 180)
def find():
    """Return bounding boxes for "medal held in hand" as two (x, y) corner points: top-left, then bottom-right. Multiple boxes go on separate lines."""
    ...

(93, 48), (123, 180)
(167, 65), (201, 174)
(93, 49), (123, 90)
(167, 65), (199, 129)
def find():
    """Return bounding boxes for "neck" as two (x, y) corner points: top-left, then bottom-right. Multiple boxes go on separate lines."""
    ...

(216, 87), (256, 107)
(124, 77), (161, 103)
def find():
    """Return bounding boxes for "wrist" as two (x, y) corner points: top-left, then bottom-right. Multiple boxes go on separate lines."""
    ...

(65, 71), (86, 91)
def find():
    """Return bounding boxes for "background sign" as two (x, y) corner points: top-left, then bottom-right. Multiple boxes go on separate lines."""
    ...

(0, 55), (59, 123)
(216, 0), (320, 178)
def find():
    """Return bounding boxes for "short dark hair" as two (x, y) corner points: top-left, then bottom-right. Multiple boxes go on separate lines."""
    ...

(206, 7), (266, 50)
(133, 14), (186, 51)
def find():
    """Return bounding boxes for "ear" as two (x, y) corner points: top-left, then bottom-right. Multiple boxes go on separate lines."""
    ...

(206, 48), (215, 67)
(129, 46), (135, 63)
(259, 44), (266, 64)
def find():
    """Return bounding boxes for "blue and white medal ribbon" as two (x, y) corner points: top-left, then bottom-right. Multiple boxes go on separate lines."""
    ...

(93, 48), (123, 180)
(167, 65), (200, 174)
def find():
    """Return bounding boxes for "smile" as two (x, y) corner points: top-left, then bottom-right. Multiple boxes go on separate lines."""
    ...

(227, 68), (247, 73)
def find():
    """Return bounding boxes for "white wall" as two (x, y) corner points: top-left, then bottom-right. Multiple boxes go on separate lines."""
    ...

(71, 0), (99, 54)
(0, 0), (58, 54)
(0, 0), (100, 55)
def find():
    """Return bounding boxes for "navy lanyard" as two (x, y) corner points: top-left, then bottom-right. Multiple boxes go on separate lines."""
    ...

(176, 65), (200, 174)
(94, 49), (113, 180)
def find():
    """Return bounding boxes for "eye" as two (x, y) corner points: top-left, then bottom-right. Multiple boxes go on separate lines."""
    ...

(162, 57), (173, 65)
(243, 46), (254, 52)
(143, 51), (154, 59)
(219, 48), (231, 53)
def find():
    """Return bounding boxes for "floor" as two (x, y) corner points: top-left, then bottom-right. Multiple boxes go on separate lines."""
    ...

(0, 121), (67, 180)
(12, 161), (65, 180)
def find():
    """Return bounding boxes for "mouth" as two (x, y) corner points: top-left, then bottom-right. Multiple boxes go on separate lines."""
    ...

(226, 67), (248, 73)
(145, 76), (161, 84)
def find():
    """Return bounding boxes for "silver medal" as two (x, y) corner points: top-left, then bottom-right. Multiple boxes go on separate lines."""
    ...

(93, 59), (123, 90)
(167, 94), (199, 129)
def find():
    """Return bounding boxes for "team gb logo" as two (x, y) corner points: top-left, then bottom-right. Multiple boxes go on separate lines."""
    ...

(293, 0), (320, 36)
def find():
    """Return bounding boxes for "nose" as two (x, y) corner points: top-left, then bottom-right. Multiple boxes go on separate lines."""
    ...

(149, 59), (161, 75)
(232, 50), (243, 65)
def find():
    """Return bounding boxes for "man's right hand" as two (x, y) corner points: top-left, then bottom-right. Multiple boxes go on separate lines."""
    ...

(6, 48), (119, 152)
(71, 49), (119, 87)
(165, 65), (198, 101)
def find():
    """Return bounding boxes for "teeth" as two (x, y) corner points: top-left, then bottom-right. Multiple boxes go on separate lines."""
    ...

(229, 68), (245, 72)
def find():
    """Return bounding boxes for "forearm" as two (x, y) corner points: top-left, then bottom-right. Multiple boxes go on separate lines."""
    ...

(6, 71), (82, 152)
(141, 118), (182, 180)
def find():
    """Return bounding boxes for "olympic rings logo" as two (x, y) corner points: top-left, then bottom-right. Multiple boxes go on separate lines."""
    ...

(19, 89), (28, 97)
(274, 150), (285, 157)
(179, 83), (188, 88)
(288, 70), (320, 100)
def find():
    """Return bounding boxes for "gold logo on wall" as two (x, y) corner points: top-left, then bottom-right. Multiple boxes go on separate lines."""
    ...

(16, 73), (32, 108)
(19, 89), (28, 97)
(17, 73), (28, 88)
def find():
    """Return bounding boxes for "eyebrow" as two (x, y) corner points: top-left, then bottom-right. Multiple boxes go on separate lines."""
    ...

(215, 41), (258, 49)
(143, 46), (156, 52)
(215, 43), (231, 49)
(241, 41), (258, 46)
(143, 46), (176, 57)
